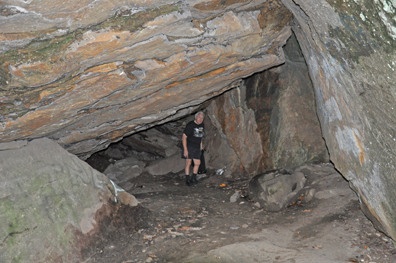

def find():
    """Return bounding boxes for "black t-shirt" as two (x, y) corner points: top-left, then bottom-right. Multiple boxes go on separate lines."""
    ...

(183, 120), (204, 149)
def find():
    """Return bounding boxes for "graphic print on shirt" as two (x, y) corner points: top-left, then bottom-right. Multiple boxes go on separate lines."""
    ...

(193, 127), (204, 138)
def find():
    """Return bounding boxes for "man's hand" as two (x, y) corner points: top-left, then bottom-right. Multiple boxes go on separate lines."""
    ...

(184, 149), (188, 158)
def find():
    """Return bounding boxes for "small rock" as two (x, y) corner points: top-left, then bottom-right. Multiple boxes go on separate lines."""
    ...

(304, 188), (316, 203)
(315, 189), (337, 199)
(230, 191), (240, 203)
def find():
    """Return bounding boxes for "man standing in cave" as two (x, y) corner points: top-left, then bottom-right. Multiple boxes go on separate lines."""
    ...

(182, 111), (205, 186)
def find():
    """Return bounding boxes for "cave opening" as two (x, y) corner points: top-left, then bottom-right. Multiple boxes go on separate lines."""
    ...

(86, 31), (330, 188)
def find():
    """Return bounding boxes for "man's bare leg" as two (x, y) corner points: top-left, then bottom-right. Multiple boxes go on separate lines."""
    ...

(192, 159), (200, 174)
(185, 159), (192, 175)
(191, 158), (201, 184)
(185, 159), (192, 185)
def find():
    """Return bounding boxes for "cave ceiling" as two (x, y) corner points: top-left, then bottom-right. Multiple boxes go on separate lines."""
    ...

(0, 0), (292, 158)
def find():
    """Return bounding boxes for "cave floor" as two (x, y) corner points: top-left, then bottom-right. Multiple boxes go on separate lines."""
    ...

(83, 164), (396, 263)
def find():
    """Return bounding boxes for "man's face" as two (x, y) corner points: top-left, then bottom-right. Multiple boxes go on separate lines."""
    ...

(195, 113), (204, 124)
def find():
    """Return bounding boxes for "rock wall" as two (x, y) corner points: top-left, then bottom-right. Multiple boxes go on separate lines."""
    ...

(206, 33), (328, 176)
(282, 0), (396, 239)
(0, 0), (292, 159)
(207, 85), (265, 175)
(267, 34), (329, 169)
(204, 99), (244, 177)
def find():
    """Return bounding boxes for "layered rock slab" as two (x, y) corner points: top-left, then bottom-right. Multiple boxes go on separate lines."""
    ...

(0, 0), (292, 159)
(281, 0), (396, 239)
(0, 138), (139, 262)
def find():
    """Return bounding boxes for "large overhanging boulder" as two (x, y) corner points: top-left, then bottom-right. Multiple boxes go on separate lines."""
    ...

(281, 0), (396, 240)
(0, 0), (292, 159)
(0, 138), (141, 262)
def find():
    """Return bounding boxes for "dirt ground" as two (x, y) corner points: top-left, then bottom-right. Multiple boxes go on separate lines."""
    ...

(83, 163), (396, 263)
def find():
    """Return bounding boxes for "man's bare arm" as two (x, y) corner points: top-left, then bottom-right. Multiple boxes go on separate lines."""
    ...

(182, 133), (188, 158)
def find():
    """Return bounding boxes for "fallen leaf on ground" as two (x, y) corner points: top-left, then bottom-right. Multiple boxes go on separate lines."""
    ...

(220, 184), (226, 187)
(179, 226), (191, 231)
(347, 259), (358, 262)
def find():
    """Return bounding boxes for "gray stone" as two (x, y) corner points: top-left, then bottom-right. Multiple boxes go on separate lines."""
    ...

(103, 157), (145, 184)
(114, 157), (145, 172)
(0, 138), (137, 263)
(230, 191), (240, 203)
(145, 153), (185, 176)
(104, 164), (124, 181)
(248, 170), (306, 212)
(304, 188), (316, 203)
(104, 147), (125, 159)
(0, 140), (27, 150)
(122, 128), (180, 158)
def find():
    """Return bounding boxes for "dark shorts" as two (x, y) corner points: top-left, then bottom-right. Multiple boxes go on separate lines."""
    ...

(187, 146), (201, 160)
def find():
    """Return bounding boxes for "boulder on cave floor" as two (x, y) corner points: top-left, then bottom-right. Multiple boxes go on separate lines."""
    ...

(248, 169), (306, 212)
(247, 164), (357, 213)
(103, 156), (146, 184)
(145, 153), (185, 176)
(0, 138), (139, 263)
